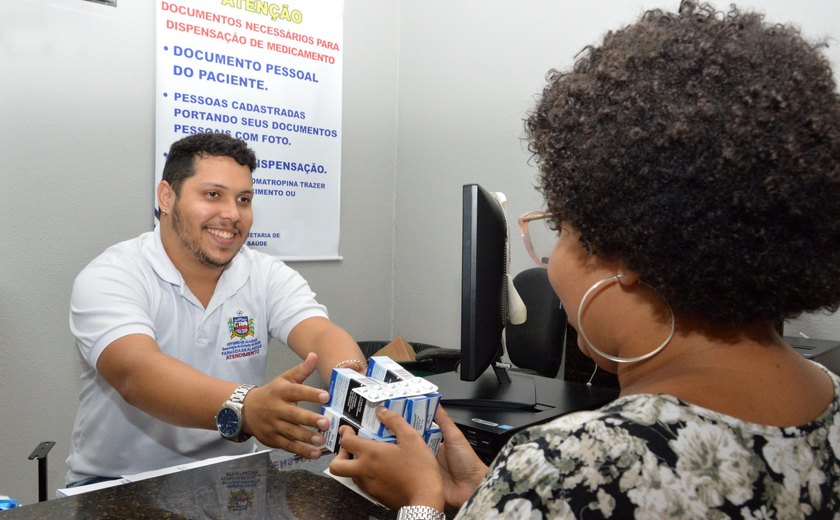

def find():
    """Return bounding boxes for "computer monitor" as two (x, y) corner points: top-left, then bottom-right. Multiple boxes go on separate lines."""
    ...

(460, 184), (507, 381)
(427, 184), (538, 410)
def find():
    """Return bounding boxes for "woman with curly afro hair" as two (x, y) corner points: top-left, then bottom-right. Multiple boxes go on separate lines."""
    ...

(330, 2), (840, 517)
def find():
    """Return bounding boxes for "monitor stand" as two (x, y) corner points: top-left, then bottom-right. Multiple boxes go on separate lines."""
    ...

(425, 368), (619, 464)
(425, 364), (538, 410)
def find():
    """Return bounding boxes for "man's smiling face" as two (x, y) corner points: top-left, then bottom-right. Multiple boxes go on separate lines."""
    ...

(163, 154), (254, 271)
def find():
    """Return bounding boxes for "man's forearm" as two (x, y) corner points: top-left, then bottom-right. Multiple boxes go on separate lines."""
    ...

(287, 317), (366, 380)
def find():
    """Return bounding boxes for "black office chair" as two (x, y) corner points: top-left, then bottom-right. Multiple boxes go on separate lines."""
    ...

(504, 268), (565, 378)
(504, 267), (620, 388)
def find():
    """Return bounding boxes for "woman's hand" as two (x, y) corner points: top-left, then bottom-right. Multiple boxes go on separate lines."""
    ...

(434, 406), (489, 508)
(329, 406), (445, 511)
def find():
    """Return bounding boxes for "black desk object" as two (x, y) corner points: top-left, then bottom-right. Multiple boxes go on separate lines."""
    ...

(426, 369), (619, 464)
(3, 451), (394, 519)
(27, 441), (55, 503)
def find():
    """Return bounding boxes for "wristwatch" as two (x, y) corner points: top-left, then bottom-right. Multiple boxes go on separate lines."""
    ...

(215, 384), (257, 442)
(396, 506), (445, 520)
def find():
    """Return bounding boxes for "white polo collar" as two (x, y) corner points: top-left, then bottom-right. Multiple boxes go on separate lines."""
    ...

(144, 225), (251, 307)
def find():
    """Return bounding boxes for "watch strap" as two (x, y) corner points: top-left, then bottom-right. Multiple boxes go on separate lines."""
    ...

(220, 384), (257, 442)
(229, 383), (256, 404)
(396, 506), (445, 520)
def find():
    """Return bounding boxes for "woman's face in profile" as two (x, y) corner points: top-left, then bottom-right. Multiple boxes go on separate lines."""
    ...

(546, 224), (598, 329)
(545, 223), (620, 365)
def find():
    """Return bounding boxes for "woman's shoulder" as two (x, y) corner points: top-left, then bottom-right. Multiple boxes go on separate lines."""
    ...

(483, 389), (840, 517)
(502, 386), (839, 473)
(506, 394), (683, 455)
(527, 393), (683, 432)
(523, 377), (840, 446)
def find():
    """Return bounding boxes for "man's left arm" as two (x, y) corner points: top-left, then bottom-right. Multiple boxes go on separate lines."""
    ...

(286, 316), (367, 380)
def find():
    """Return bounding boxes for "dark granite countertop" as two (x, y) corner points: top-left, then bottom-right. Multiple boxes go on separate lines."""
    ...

(2, 451), (395, 519)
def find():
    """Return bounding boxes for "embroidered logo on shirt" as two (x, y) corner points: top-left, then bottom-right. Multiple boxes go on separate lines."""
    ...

(228, 311), (255, 339)
(227, 489), (253, 512)
(222, 310), (262, 361)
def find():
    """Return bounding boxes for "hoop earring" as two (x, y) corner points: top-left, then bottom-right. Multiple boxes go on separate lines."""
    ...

(577, 274), (675, 364)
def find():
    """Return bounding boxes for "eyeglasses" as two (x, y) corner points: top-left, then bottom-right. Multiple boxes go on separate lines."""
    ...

(518, 210), (556, 267)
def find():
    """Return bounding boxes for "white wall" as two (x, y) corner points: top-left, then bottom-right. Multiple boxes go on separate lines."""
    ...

(0, 0), (398, 504)
(392, 0), (840, 345)
(2, 0), (839, 507)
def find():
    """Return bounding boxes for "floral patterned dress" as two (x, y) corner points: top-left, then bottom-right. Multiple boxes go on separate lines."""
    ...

(456, 365), (840, 519)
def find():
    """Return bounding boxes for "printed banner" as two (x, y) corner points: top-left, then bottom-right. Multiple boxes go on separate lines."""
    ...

(155, 0), (344, 260)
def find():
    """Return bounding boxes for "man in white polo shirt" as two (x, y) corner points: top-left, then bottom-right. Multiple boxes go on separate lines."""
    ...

(66, 132), (368, 486)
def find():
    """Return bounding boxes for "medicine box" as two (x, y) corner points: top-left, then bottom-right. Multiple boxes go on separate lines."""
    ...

(321, 406), (396, 452)
(405, 393), (441, 433)
(327, 368), (406, 437)
(326, 368), (381, 412)
(322, 406), (362, 453)
(321, 406), (441, 456)
(367, 355), (415, 383)
(327, 362), (442, 438)
(366, 357), (441, 432)
(424, 423), (442, 456)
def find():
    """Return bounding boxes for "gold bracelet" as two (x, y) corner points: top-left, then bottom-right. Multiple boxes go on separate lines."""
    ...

(334, 358), (367, 372)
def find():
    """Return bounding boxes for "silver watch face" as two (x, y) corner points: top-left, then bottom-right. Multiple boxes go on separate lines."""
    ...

(216, 407), (241, 438)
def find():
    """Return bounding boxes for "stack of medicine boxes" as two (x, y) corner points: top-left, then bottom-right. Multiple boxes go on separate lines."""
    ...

(322, 356), (443, 455)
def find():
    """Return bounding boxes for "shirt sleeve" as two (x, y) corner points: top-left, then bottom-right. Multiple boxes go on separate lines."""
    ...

(69, 260), (156, 369)
(263, 259), (328, 343)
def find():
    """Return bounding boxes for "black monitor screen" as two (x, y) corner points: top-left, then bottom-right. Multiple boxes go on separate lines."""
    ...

(460, 184), (507, 381)
(426, 184), (538, 409)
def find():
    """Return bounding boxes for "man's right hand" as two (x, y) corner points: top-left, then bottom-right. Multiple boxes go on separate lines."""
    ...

(243, 352), (331, 459)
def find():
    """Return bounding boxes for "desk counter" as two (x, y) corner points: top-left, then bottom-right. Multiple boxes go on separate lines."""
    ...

(3, 451), (393, 519)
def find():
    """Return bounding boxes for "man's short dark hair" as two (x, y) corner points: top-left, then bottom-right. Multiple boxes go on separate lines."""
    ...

(162, 132), (257, 195)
